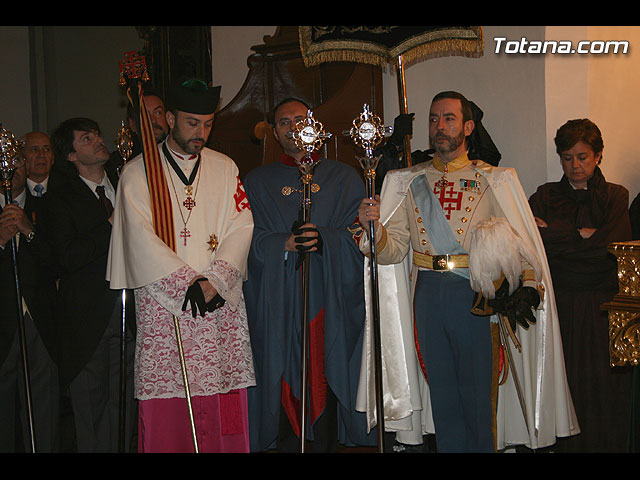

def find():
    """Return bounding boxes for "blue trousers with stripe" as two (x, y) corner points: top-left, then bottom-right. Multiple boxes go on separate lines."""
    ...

(414, 270), (494, 452)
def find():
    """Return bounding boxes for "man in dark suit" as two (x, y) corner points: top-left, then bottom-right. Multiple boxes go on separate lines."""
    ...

(44, 117), (135, 452)
(0, 156), (59, 452)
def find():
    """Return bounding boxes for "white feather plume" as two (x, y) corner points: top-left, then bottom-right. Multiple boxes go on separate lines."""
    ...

(468, 216), (542, 298)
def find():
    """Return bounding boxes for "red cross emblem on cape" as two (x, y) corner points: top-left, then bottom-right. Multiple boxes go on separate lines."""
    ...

(234, 175), (250, 212)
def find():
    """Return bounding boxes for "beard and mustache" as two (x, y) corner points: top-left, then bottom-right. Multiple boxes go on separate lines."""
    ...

(430, 129), (466, 155)
(171, 127), (206, 155)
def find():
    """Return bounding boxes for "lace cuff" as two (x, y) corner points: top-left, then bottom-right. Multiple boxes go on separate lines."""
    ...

(145, 264), (200, 317)
(201, 260), (243, 311)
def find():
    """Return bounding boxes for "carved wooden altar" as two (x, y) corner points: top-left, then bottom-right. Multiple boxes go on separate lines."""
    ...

(602, 240), (640, 367)
(207, 26), (384, 180)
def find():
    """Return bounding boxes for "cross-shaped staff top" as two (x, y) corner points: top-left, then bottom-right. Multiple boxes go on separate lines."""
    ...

(348, 104), (393, 159)
(118, 50), (150, 85)
(289, 110), (332, 164)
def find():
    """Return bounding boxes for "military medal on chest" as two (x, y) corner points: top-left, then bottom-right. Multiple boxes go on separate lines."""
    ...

(460, 174), (482, 194)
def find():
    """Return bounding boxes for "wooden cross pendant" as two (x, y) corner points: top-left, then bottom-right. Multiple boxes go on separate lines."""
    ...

(180, 227), (191, 246)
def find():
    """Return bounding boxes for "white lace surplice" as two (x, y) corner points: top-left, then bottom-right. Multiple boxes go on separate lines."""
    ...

(137, 260), (255, 400)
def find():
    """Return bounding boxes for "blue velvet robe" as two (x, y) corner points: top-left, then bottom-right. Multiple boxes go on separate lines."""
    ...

(243, 157), (374, 451)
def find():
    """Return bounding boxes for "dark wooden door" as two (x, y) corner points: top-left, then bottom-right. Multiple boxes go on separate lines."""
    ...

(207, 26), (384, 180)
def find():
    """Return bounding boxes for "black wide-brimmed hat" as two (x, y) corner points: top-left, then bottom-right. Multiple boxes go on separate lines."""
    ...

(166, 78), (221, 115)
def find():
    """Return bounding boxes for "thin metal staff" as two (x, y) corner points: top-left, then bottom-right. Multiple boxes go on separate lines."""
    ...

(114, 121), (133, 452)
(0, 125), (36, 452)
(118, 51), (199, 452)
(347, 105), (393, 453)
(287, 110), (331, 453)
(174, 314), (199, 452)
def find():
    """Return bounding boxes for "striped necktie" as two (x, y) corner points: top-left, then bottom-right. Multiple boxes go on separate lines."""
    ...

(96, 186), (114, 218)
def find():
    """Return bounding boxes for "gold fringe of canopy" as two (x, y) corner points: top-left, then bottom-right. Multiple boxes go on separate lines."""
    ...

(299, 26), (484, 68)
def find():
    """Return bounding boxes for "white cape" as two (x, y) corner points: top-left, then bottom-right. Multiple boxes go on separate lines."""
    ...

(356, 161), (580, 450)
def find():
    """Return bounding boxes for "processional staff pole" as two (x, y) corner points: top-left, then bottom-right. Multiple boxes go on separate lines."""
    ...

(114, 120), (134, 452)
(118, 51), (199, 452)
(287, 110), (331, 453)
(347, 105), (393, 453)
(395, 55), (412, 167)
(0, 125), (36, 453)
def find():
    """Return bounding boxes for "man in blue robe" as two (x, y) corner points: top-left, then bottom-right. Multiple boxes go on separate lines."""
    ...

(243, 98), (374, 452)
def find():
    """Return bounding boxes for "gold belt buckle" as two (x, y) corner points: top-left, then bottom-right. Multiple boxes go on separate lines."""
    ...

(432, 254), (451, 271)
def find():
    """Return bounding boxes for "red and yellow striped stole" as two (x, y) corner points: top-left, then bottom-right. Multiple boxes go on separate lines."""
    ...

(128, 83), (176, 252)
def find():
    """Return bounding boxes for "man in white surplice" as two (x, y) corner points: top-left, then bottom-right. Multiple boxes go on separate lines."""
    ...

(107, 79), (255, 452)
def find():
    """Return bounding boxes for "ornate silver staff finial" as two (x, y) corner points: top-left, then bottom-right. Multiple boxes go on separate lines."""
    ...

(287, 109), (332, 173)
(281, 110), (331, 197)
(347, 104), (393, 179)
(0, 124), (24, 189)
(116, 120), (134, 160)
(115, 121), (134, 175)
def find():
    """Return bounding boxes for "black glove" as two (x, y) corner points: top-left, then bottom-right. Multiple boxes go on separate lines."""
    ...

(206, 293), (226, 312)
(388, 113), (414, 147)
(291, 219), (323, 270)
(182, 278), (208, 318)
(182, 278), (227, 317)
(487, 280), (540, 331)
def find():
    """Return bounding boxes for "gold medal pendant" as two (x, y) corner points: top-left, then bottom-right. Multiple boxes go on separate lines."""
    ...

(183, 185), (196, 210)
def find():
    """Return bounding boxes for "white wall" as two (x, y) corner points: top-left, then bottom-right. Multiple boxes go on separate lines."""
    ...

(587, 26), (640, 205)
(210, 25), (640, 205)
(381, 26), (547, 198)
(544, 26), (640, 204)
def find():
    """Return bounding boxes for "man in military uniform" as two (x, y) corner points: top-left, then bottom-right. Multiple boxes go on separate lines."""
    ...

(356, 91), (578, 452)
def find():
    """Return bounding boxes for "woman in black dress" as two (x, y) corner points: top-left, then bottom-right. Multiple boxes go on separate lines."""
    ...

(529, 118), (632, 452)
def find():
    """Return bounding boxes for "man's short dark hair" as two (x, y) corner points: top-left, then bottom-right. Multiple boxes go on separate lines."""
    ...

(431, 91), (473, 123)
(126, 87), (164, 120)
(271, 97), (312, 126)
(51, 117), (101, 166)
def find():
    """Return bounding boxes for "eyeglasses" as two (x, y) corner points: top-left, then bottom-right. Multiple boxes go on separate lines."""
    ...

(276, 116), (306, 129)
